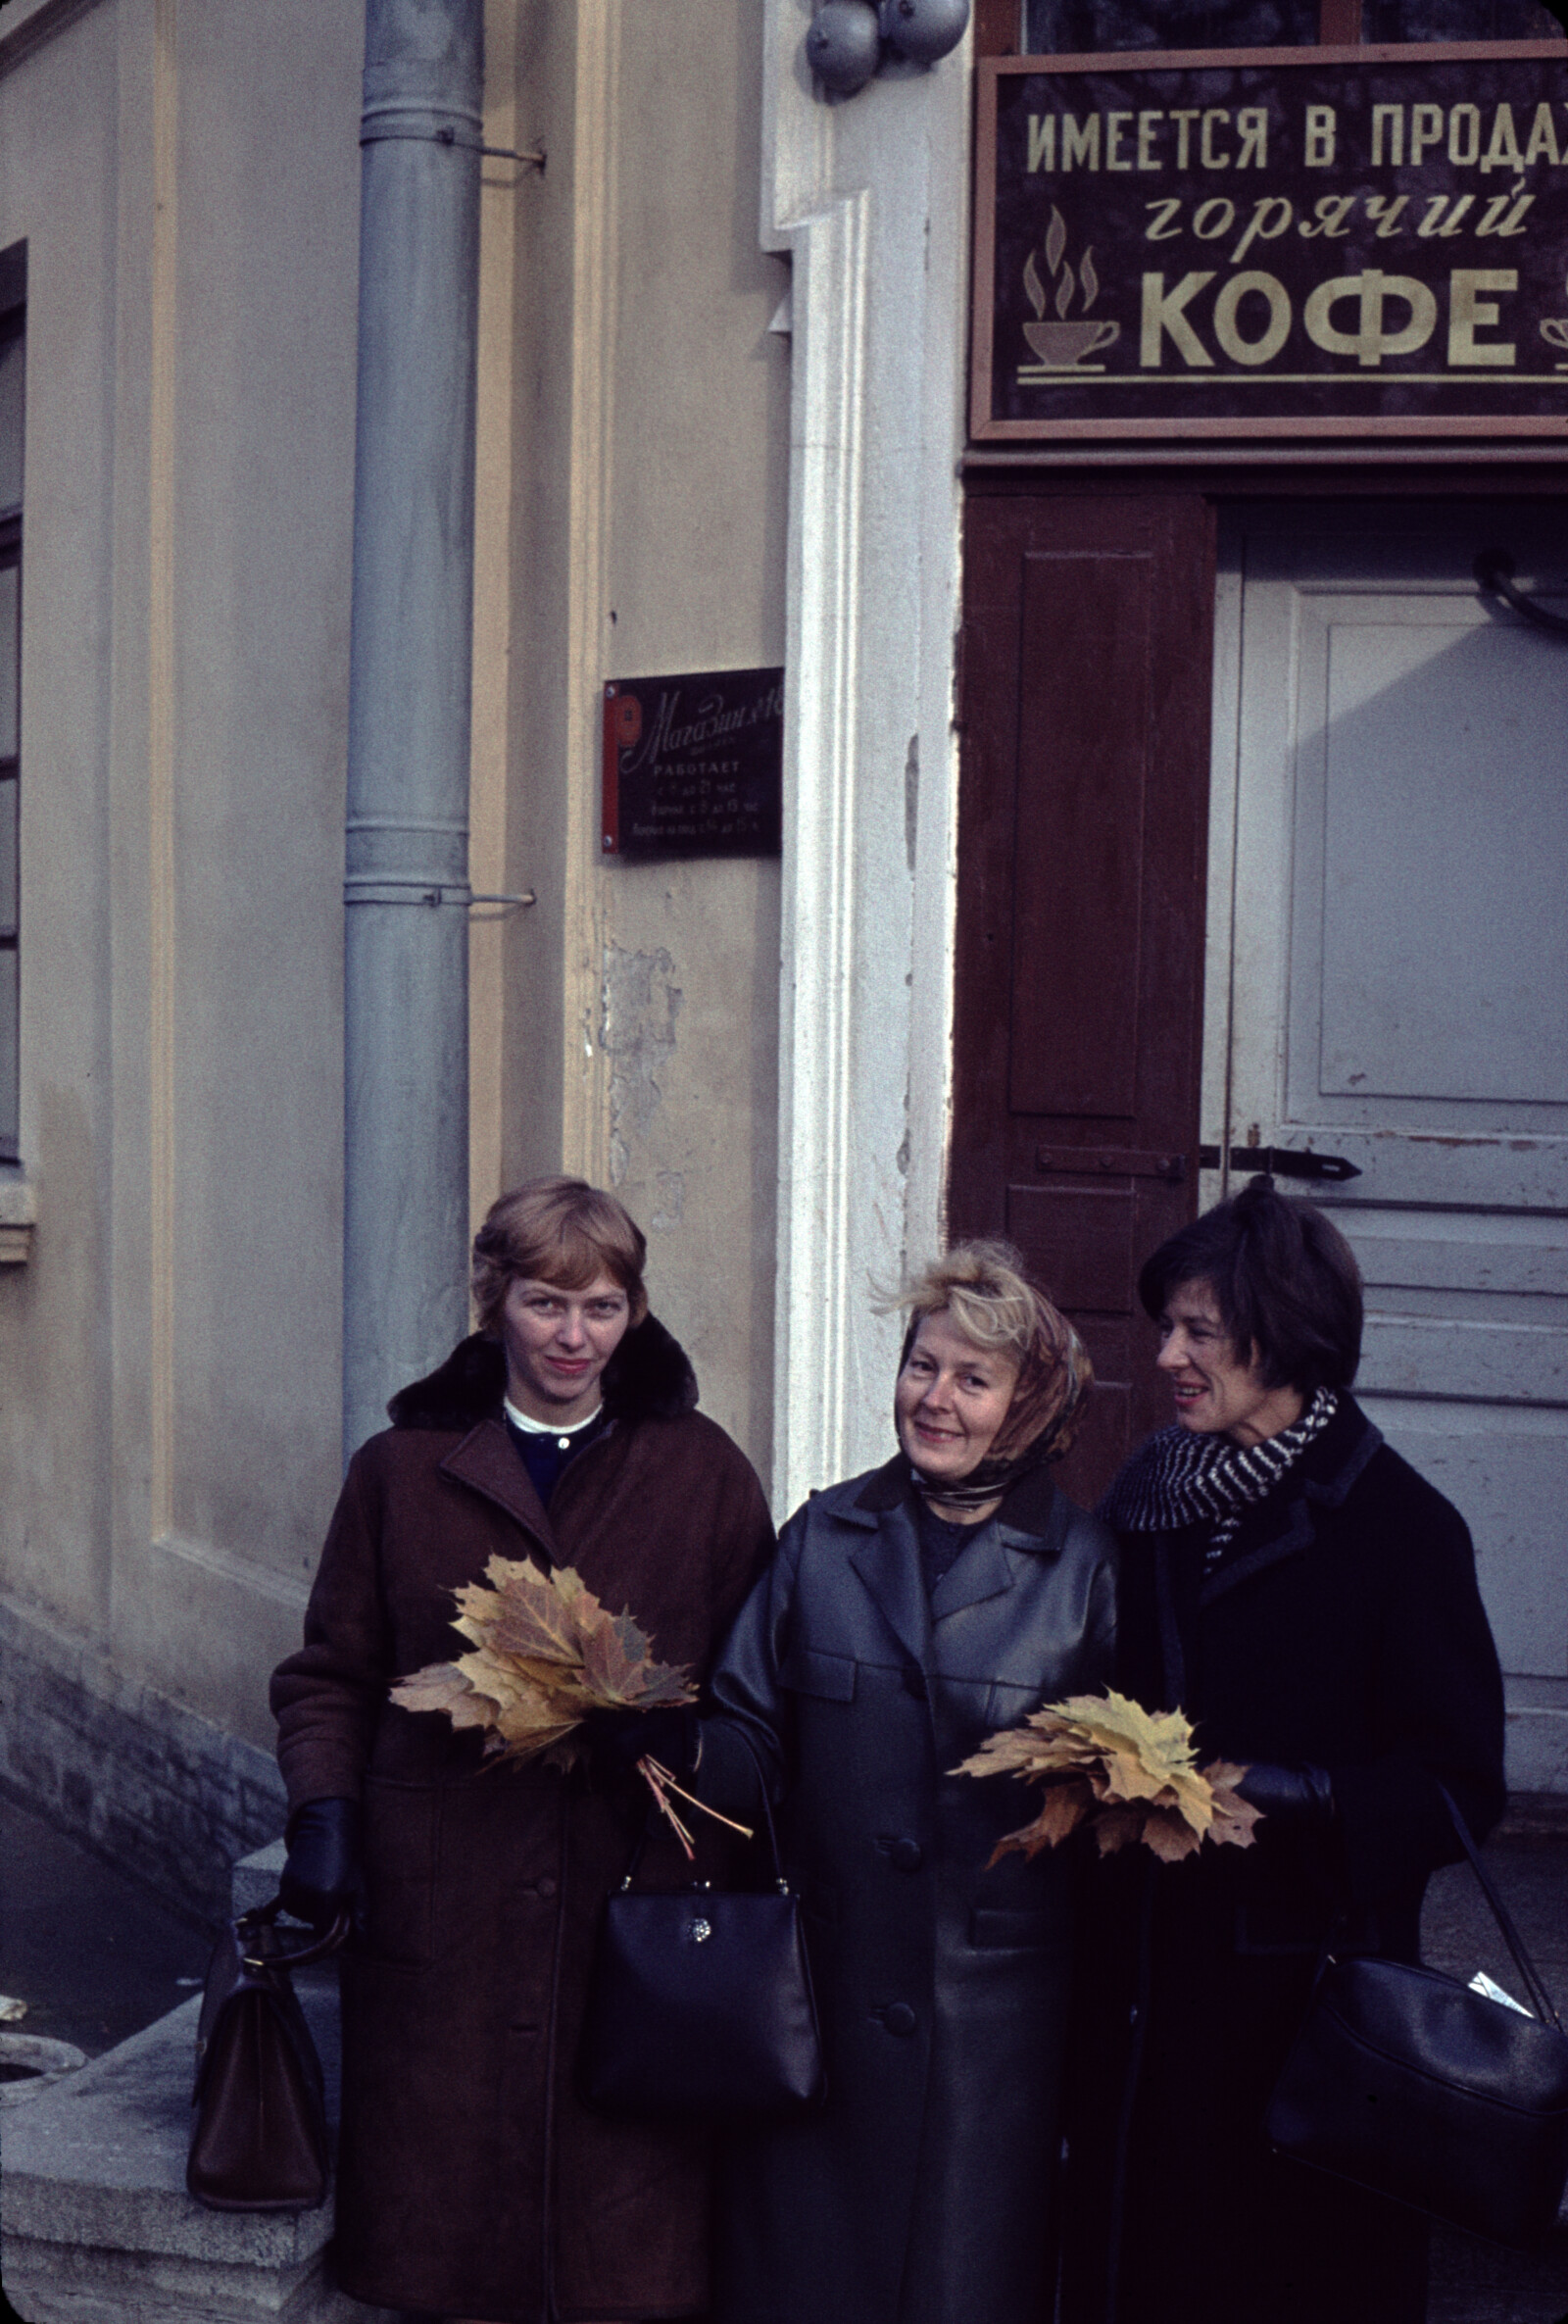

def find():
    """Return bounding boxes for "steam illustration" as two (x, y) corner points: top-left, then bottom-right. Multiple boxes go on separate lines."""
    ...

(1024, 208), (1102, 323)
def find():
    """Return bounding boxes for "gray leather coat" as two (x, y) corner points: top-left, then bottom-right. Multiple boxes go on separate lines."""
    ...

(699, 1455), (1117, 2324)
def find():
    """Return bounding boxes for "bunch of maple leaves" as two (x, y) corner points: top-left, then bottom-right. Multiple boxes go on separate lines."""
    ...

(955, 1689), (1261, 1865)
(392, 1555), (696, 1764)
(390, 1558), (738, 1851)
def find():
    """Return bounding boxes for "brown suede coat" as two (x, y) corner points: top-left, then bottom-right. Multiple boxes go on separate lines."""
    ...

(270, 1319), (774, 2324)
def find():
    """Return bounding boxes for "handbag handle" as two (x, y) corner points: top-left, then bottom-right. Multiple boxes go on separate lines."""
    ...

(618, 1722), (790, 1896)
(237, 1895), (352, 1974)
(1435, 1782), (1563, 2034)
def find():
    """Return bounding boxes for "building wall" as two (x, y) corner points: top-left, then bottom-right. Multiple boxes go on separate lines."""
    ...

(478, 0), (790, 1476)
(0, 0), (363, 1872)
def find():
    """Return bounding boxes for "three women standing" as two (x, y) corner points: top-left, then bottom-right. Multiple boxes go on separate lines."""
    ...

(698, 1243), (1117, 2324)
(270, 1178), (773, 2324)
(272, 1171), (1505, 2324)
(1063, 1177), (1506, 2324)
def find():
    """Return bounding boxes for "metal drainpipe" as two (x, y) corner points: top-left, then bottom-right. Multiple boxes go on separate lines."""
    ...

(342, 0), (483, 1462)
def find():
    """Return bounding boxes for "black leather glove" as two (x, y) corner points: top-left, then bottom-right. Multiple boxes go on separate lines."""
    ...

(1236, 1761), (1336, 1825)
(587, 1705), (700, 1785)
(279, 1796), (362, 1930)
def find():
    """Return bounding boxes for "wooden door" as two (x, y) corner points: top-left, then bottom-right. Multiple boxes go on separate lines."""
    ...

(1210, 501), (1568, 1791)
(952, 492), (1215, 1506)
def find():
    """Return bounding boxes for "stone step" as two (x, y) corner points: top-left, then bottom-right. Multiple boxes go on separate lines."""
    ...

(0, 1844), (395, 2324)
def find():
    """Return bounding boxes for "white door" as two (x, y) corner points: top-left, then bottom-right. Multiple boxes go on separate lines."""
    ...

(1206, 502), (1568, 1798)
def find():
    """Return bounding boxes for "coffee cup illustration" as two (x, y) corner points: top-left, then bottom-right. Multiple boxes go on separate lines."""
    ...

(1020, 208), (1118, 375)
(1023, 317), (1120, 370)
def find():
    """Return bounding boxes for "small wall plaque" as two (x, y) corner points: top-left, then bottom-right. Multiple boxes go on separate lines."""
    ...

(601, 668), (785, 862)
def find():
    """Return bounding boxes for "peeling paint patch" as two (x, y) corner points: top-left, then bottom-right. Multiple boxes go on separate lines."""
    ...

(600, 943), (683, 1185)
(652, 1171), (685, 1230)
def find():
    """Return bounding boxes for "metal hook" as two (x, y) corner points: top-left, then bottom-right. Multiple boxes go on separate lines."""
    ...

(1473, 549), (1568, 643)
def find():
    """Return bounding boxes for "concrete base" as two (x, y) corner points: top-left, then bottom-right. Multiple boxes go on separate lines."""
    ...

(1, 1844), (395, 2324)
(0, 1985), (396, 2324)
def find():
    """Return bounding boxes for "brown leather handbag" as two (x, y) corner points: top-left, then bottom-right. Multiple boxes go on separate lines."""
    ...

(187, 1897), (349, 2212)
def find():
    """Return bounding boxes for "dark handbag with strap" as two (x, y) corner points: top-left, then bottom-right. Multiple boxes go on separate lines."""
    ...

(578, 1733), (826, 2120)
(187, 1897), (350, 2212)
(1265, 1785), (1568, 2249)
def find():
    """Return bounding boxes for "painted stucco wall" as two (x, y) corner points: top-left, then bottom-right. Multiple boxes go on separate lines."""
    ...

(480, 0), (789, 1480)
(0, 0), (362, 1756)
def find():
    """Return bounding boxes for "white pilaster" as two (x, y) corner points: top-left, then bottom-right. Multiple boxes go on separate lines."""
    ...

(764, 9), (969, 1514)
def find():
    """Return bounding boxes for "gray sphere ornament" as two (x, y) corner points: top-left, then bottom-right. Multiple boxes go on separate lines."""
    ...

(806, 0), (881, 95)
(878, 0), (970, 65)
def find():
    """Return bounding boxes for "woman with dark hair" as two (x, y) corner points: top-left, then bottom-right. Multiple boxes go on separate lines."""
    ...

(1061, 1176), (1505, 2324)
(270, 1176), (773, 2324)
(696, 1241), (1118, 2324)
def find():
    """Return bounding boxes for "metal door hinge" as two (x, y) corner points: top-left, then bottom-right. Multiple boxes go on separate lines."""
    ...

(1036, 1147), (1187, 1183)
(1199, 1145), (1361, 1183)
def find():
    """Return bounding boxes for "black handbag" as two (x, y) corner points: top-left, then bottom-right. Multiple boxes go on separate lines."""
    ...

(187, 1896), (350, 2212)
(579, 1735), (826, 2120)
(1265, 1784), (1568, 2248)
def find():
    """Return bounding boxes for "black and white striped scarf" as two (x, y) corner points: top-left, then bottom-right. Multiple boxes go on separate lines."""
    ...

(1100, 1388), (1338, 1563)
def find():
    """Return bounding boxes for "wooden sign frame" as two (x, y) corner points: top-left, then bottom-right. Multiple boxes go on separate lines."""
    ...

(972, 41), (1568, 445)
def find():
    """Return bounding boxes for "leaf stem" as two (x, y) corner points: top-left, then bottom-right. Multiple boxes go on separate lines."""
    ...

(639, 1756), (755, 1841)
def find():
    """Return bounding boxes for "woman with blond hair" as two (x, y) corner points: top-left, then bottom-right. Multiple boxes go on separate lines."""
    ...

(696, 1240), (1117, 2324)
(270, 1176), (773, 2324)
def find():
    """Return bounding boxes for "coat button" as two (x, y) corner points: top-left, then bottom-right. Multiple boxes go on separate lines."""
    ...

(883, 2003), (916, 2038)
(537, 1876), (558, 1900)
(889, 1838), (923, 1873)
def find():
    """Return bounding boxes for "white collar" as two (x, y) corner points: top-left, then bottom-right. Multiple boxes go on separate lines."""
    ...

(504, 1396), (604, 1439)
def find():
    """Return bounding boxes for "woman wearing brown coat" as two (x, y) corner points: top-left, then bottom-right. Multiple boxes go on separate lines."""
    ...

(270, 1177), (774, 2324)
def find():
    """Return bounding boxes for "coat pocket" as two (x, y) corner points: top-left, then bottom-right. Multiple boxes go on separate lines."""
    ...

(778, 1643), (858, 1703)
(968, 1905), (1068, 1953)
(360, 1777), (440, 1967)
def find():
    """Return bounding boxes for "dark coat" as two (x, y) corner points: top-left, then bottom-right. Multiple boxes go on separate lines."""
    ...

(697, 1457), (1118, 2324)
(270, 1320), (773, 2324)
(1060, 1396), (1506, 2324)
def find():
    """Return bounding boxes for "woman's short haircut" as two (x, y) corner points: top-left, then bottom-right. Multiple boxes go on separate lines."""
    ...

(471, 1176), (649, 1335)
(882, 1238), (1092, 1464)
(1137, 1176), (1362, 1393)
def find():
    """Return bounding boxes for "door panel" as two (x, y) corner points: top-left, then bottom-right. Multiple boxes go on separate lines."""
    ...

(1008, 549), (1152, 1120)
(955, 493), (1214, 1506)
(1211, 505), (1568, 1792)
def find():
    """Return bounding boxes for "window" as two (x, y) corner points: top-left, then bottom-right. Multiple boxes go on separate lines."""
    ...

(1022, 0), (1563, 46)
(0, 242), (23, 1166)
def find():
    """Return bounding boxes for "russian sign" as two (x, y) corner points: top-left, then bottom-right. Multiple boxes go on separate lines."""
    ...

(601, 668), (784, 861)
(972, 43), (1568, 443)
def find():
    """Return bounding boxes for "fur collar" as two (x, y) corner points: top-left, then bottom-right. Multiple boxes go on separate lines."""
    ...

(385, 1314), (699, 1433)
